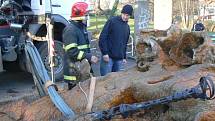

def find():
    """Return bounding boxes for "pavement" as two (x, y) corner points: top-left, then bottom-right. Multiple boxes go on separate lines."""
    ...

(0, 58), (136, 104)
(0, 71), (38, 103)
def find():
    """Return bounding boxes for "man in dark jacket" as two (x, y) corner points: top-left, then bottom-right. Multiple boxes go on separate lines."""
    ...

(192, 19), (205, 31)
(99, 4), (133, 76)
(63, 2), (98, 90)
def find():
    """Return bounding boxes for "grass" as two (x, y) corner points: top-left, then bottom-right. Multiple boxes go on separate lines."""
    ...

(88, 15), (135, 36)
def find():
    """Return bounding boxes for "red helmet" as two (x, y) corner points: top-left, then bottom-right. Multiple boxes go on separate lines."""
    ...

(71, 2), (89, 20)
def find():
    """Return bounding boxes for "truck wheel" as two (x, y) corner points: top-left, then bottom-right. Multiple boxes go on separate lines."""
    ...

(3, 61), (22, 72)
(35, 41), (64, 81)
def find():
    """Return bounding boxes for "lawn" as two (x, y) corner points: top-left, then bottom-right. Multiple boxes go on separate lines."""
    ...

(88, 15), (135, 36)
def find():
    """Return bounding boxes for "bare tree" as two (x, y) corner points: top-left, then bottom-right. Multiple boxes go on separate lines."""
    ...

(178, 0), (195, 29)
(171, 0), (200, 29)
(97, 0), (119, 19)
(109, 0), (119, 18)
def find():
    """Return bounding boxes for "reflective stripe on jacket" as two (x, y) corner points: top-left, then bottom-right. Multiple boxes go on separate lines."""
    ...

(63, 20), (92, 82)
(63, 20), (92, 62)
(64, 44), (90, 60)
(64, 75), (77, 81)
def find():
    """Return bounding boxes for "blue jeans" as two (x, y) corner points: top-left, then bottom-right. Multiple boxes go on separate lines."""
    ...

(100, 56), (124, 76)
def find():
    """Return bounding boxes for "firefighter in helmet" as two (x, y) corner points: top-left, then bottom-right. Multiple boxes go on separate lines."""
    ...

(63, 2), (98, 90)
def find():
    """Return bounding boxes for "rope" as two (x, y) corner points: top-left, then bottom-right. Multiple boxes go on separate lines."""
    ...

(78, 82), (89, 102)
(27, 32), (46, 41)
(78, 76), (97, 112)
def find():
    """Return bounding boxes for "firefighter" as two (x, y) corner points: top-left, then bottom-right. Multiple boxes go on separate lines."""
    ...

(63, 2), (98, 90)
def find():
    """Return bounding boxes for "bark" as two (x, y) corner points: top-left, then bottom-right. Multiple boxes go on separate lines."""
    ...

(136, 30), (215, 70)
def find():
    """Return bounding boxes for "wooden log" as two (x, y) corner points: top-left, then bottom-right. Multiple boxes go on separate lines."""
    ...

(136, 29), (182, 72)
(85, 76), (96, 112)
(1, 30), (215, 121)
(0, 63), (215, 121)
(137, 31), (215, 67)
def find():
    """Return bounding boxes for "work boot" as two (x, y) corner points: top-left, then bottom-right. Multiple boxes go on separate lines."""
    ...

(68, 83), (76, 90)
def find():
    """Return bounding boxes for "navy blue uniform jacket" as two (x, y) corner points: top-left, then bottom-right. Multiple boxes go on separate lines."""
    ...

(99, 16), (130, 60)
(63, 20), (92, 62)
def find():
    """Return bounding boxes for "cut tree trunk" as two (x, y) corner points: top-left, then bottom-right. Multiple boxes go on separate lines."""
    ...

(1, 31), (215, 121)
(169, 32), (214, 65)
(0, 64), (215, 121)
(136, 30), (215, 71)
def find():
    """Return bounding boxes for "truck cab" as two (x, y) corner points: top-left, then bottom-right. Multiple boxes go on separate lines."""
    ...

(0, 0), (89, 80)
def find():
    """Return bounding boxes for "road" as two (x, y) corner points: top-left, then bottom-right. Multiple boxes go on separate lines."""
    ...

(0, 71), (39, 104)
(0, 58), (136, 104)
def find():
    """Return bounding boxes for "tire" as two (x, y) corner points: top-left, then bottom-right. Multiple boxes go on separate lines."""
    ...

(3, 61), (22, 72)
(35, 41), (64, 81)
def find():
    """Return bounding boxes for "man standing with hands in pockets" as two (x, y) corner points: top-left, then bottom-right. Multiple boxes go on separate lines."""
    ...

(99, 4), (133, 76)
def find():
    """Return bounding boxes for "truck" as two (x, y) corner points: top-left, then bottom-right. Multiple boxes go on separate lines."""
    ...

(0, 0), (84, 80)
(0, 0), (82, 117)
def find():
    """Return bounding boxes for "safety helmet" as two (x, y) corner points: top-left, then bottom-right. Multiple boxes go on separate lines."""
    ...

(71, 2), (89, 20)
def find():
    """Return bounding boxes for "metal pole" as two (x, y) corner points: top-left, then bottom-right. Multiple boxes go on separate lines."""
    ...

(130, 35), (134, 56)
(47, 16), (55, 83)
(46, 0), (55, 83)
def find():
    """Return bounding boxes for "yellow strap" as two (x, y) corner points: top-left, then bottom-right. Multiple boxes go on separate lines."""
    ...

(77, 44), (90, 49)
(77, 51), (84, 60)
(64, 75), (77, 81)
(69, 63), (76, 68)
(64, 43), (78, 51)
